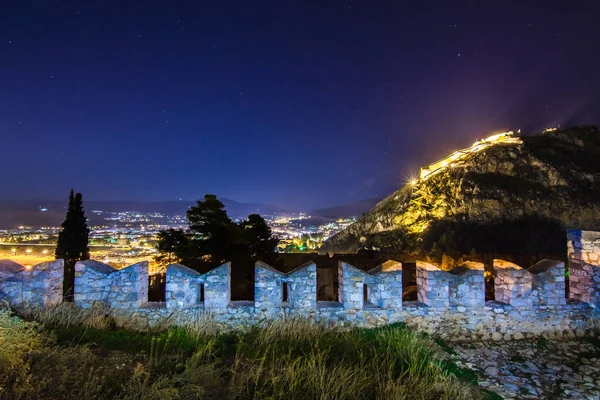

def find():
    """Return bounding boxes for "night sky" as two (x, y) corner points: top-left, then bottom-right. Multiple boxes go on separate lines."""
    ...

(1, 1), (599, 210)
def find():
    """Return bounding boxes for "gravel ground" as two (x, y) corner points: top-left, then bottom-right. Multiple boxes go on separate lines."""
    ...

(447, 338), (600, 399)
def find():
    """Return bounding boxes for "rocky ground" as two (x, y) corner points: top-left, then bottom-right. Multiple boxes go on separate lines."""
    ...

(447, 338), (600, 399)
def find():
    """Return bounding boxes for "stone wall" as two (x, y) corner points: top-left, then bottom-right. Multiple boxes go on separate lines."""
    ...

(493, 259), (532, 307)
(74, 260), (148, 309)
(416, 261), (450, 309)
(254, 261), (317, 313)
(2, 230), (600, 341)
(448, 261), (485, 309)
(567, 229), (600, 309)
(528, 260), (566, 306)
(166, 262), (230, 310)
(0, 259), (63, 307)
(339, 260), (402, 310)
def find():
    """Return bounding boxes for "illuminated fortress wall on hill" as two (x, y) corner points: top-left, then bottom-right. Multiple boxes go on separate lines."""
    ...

(419, 131), (522, 181)
(0, 229), (599, 341)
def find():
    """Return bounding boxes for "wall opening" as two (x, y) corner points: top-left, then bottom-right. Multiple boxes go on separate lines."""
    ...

(317, 265), (338, 301)
(282, 282), (289, 303)
(402, 261), (417, 301)
(199, 283), (205, 304)
(363, 284), (369, 304)
(148, 273), (166, 302)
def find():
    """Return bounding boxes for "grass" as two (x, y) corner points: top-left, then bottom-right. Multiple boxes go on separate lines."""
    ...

(0, 303), (486, 399)
(433, 337), (456, 355)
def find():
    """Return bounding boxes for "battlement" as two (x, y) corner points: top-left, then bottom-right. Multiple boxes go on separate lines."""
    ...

(0, 230), (599, 341)
(0, 259), (63, 307)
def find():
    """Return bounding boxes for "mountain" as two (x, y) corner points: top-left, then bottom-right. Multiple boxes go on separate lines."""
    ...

(311, 198), (382, 219)
(0, 198), (286, 229)
(321, 126), (600, 254)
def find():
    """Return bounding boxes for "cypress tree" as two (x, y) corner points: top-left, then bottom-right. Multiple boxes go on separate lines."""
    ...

(56, 189), (90, 299)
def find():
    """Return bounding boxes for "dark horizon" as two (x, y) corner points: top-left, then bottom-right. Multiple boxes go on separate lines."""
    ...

(2, 1), (599, 209)
(0, 194), (382, 214)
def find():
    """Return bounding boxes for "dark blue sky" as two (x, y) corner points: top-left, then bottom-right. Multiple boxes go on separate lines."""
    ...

(1, 1), (598, 210)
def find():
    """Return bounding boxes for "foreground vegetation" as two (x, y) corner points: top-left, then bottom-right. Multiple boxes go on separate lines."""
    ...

(0, 304), (486, 400)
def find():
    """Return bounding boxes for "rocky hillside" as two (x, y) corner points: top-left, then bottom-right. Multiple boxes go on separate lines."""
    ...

(322, 126), (600, 254)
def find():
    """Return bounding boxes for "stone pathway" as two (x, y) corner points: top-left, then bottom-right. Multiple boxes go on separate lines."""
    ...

(448, 339), (600, 399)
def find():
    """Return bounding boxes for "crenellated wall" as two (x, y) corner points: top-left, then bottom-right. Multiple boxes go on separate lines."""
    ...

(567, 229), (600, 309)
(528, 260), (566, 306)
(448, 261), (485, 309)
(74, 260), (148, 309)
(0, 259), (63, 307)
(1, 230), (600, 341)
(493, 259), (532, 307)
(165, 263), (230, 310)
(338, 261), (403, 310)
(254, 261), (317, 312)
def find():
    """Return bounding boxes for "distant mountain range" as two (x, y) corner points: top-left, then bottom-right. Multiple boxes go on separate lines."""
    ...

(310, 198), (382, 219)
(0, 196), (381, 229)
(0, 198), (286, 229)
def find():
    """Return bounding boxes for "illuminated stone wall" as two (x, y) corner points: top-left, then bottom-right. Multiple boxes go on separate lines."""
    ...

(0, 259), (63, 307)
(493, 260), (532, 307)
(416, 261), (450, 309)
(529, 260), (566, 306)
(166, 263), (230, 310)
(254, 261), (317, 313)
(338, 261), (403, 310)
(74, 260), (148, 309)
(567, 229), (600, 309)
(1, 230), (600, 340)
(448, 261), (485, 309)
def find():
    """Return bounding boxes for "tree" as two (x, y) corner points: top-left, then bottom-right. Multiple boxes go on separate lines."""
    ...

(239, 214), (279, 257)
(155, 228), (189, 266)
(55, 189), (90, 300)
(157, 194), (280, 269)
(186, 194), (243, 263)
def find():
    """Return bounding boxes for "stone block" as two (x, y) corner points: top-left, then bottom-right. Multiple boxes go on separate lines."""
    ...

(493, 259), (532, 307)
(416, 261), (451, 309)
(527, 259), (566, 306)
(567, 229), (600, 308)
(448, 261), (485, 309)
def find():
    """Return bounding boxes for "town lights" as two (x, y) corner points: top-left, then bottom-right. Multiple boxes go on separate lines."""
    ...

(26, 249), (32, 254)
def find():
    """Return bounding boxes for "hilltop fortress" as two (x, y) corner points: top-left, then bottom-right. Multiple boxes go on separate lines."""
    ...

(0, 230), (599, 341)
(323, 126), (600, 252)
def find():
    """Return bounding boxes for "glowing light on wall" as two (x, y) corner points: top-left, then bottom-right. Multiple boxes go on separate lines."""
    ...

(418, 131), (522, 181)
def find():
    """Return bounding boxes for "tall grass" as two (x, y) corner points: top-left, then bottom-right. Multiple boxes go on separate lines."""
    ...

(20, 302), (113, 329)
(223, 320), (482, 400)
(1, 305), (485, 399)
